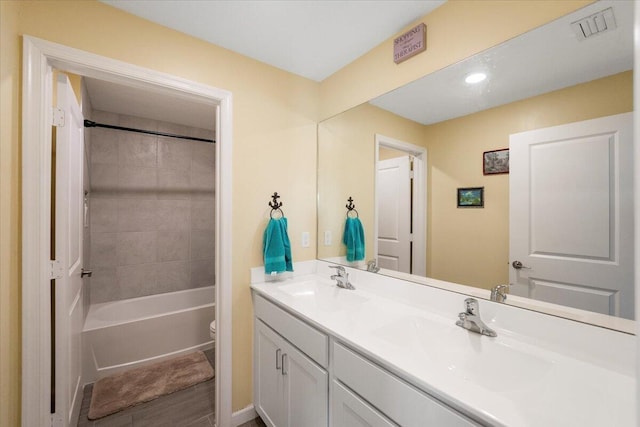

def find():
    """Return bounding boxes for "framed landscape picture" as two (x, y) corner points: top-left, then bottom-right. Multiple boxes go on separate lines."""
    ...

(483, 148), (509, 175)
(457, 187), (484, 208)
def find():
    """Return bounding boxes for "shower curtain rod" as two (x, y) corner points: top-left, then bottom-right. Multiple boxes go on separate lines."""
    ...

(83, 120), (215, 143)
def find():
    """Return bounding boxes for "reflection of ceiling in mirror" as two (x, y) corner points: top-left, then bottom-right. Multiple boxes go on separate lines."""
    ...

(370, 0), (633, 125)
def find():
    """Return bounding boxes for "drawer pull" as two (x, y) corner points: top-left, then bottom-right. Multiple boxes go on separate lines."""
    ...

(276, 348), (282, 370)
(282, 353), (288, 375)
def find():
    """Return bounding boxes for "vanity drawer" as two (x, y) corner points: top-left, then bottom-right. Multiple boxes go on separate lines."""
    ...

(332, 380), (396, 427)
(254, 293), (328, 368)
(333, 342), (478, 427)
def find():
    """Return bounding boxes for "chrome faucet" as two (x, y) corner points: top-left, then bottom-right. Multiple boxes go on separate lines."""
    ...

(490, 284), (510, 303)
(366, 259), (380, 273)
(329, 266), (355, 290)
(456, 298), (497, 337)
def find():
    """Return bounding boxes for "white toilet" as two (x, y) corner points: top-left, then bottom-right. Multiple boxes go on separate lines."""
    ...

(209, 320), (216, 343)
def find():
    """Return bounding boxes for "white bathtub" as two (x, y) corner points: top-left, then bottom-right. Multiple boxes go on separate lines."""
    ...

(82, 286), (215, 382)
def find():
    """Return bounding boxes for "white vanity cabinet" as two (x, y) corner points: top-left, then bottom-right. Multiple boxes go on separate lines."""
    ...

(253, 294), (329, 427)
(252, 291), (480, 427)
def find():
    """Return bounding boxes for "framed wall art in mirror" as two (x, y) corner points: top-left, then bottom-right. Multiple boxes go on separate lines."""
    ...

(483, 149), (509, 175)
(457, 187), (484, 208)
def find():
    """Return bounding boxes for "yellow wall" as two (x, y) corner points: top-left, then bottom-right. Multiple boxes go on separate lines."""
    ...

(320, 0), (592, 120)
(1, 0), (318, 421)
(425, 71), (633, 288)
(318, 103), (425, 261)
(0, 2), (22, 426)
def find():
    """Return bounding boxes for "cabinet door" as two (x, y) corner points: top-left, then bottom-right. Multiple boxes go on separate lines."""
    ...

(282, 340), (329, 427)
(255, 320), (286, 427)
(332, 380), (396, 427)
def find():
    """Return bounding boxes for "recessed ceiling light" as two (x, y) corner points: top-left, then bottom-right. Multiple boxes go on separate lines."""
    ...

(465, 72), (487, 84)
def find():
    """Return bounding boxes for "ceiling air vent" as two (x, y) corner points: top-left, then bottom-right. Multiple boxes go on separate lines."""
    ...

(571, 7), (616, 41)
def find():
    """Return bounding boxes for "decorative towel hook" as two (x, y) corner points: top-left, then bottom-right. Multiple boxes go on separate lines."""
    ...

(346, 197), (359, 218)
(269, 192), (284, 218)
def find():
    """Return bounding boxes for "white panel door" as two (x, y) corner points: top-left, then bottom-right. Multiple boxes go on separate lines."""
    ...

(509, 112), (634, 319)
(54, 74), (85, 427)
(377, 156), (411, 273)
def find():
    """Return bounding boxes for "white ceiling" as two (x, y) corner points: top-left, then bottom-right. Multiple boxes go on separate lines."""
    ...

(370, 0), (633, 125)
(100, 0), (446, 82)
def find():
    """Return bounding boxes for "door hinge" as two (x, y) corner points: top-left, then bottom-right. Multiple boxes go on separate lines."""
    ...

(409, 170), (415, 179)
(49, 260), (63, 280)
(52, 107), (65, 127)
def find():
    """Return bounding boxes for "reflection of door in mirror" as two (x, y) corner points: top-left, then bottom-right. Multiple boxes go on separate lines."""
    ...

(377, 155), (411, 273)
(510, 112), (634, 319)
(375, 135), (426, 275)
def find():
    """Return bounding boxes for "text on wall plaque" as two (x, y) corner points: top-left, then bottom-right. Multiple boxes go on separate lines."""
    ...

(394, 23), (426, 64)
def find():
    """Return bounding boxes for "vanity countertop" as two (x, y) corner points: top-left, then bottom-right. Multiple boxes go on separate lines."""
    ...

(250, 268), (636, 427)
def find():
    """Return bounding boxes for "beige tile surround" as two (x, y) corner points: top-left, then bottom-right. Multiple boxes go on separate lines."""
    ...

(89, 110), (215, 303)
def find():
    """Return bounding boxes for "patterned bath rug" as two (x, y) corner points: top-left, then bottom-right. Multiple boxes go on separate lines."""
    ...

(88, 350), (214, 420)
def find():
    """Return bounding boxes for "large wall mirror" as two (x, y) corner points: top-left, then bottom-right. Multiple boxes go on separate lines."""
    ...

(317, 0), (634, 331)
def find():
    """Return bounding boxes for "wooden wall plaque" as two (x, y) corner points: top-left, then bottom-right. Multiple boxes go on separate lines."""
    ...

(394, 23), (426, 64)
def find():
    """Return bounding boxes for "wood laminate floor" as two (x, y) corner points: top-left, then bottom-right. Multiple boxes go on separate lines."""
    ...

(76, 349), (265, 427)
(75, 349), (269, 427)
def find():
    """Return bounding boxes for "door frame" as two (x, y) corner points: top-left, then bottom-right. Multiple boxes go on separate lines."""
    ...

(374, 134), (427, 276)
(21, 35), (233, 427)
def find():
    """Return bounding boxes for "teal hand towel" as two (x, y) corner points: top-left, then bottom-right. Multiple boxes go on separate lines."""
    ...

(263, 217), (293, 274)
(342, 217), (365, 262)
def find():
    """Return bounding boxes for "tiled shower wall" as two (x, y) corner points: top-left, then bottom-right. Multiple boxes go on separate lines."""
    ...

(88, 110), (215, 304)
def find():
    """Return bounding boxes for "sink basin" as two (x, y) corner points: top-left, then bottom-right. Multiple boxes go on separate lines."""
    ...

(279, 280), (329, 297)
(374, 315), (554, 392)
(278, 280), (370, 312)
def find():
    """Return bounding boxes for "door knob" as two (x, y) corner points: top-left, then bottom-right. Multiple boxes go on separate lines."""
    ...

(511, 261), (531, 270)
(81, 268), (93, 278)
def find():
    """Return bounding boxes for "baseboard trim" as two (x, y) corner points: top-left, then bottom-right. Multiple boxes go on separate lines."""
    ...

(231, 404), (257, 426)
